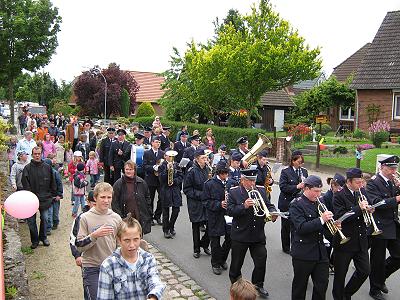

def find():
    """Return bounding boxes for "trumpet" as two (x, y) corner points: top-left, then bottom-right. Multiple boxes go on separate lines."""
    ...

(165, 150), (178, 186)
(316, 197), (350, 244)
(358, 189), (382, 236)
(249, 187), (272, 222)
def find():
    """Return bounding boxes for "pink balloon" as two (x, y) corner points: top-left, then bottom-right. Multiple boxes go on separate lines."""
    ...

(4, 191), (39, 219)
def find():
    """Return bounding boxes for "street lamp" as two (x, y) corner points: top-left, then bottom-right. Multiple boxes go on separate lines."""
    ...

(90, 66), (107, 123)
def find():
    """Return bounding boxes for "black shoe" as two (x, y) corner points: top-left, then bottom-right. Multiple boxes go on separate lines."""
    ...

(282, 249), (290, 254)
(212, 267), (222, 275)
(170, 229), (176, 236)
(193, 252), (200, 258)
(41, 239), (50, 247)
(255, 286), (269, 299)
(221, 262), (228, 270)
(369, 290), (384, 300)
(203, 248), (211, 255)
(200, 225), (206, 232)
(164, 232), (172, 239)
(30, 243), (39, 249)
(381, 284), (388, 294)
(156, 218), (162, 225)
(151, 220), (156, 226)
(52, 224), (58, 230)
(46, 231), (52, 236)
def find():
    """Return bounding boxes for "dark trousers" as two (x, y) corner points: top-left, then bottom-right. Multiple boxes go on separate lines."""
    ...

(82, 266), (100, 300)
(192, 221), (210, 253)
(103, 165), (113, 184)
(332, 249), (370, 299)
(369, 235), (400, 293)
(27, 209), (49, 244)
(281, 217), (291, 252)
(292, 258), (329, 300)
(162, 206), (180, 233)
(72, 138), (79, 152)
(113, 167), (123, 183)
(149, 185), (162, 219)
(210, 234), (231, 268)
(229, 240), (267, 287)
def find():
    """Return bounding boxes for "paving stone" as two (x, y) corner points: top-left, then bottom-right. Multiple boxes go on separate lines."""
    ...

(191, 284), (202, 291)
(160, 269), (172, 276)
(163, 262), (174, 267)
(174, 284), (185, 290)
(175, 270), (187, 276)
(183, 279), (196, 286)
(172, 298), (185, 300)
(167, 290), (180, 298)
(163, 274), (174, 279)
(160, 258), (170, 263)
(188, 296), (200, 300)
(168, 265), (180, 271)
(181, 288), (194, 297)
(167, 279), (179, 285)
(178, 275), (190, 282)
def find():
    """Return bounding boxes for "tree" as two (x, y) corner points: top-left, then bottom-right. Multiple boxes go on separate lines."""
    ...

(15, 72), (59, 105)
(120, 88), (130, 117)
(73, 63), (139, 118)
(0, 0), (62, 124)
(136, 102), (155, 118)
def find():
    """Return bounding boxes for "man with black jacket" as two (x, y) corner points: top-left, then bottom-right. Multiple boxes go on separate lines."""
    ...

(278, 150), (308, 254)
(289, 175), (330, 300)
(98, 127), (116, 184)
(108, 128), (131, 183)
(367, 155), (400, 300)
(332, 168), (370, 300)
(173, 131), (189, 163)
(143, 136), (165, 225)
(227, 168), (277, 298)
(22, 146), (57, 249)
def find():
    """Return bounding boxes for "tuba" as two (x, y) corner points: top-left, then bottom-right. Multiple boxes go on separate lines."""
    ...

(249, 186), (272, 222)
(165, 150), (178, 186)
(358, 189), (382, 236)
(316, 197), (350, 244)
(242, 134), (272, 166)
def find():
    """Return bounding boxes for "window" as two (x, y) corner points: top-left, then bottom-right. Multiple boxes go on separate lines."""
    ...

(394, 95), (400, 119)
(339, 106), (355, 121)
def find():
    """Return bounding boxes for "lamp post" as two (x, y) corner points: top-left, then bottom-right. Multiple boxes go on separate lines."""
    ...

(90, 66), (107, 123)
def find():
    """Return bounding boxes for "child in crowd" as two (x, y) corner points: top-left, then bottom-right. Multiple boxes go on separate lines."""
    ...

(76, 183), (122, 300)
(68, 151), (84, 205)
(72, 162), (88, 218)
(86, 151), (100, 188)
(10, 151), (29, 191)
(42, 133), (56, 159)
(44, 158), (63, 235)
(230, 278), (258, 300)
(54, 134), (65, 169)
(7, 136), (17, 172)
(75, 133), (90, 161)
(35, 140), (44, 160)
(97, 214), (165, 300)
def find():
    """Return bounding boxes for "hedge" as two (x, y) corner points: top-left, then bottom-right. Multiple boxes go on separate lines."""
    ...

(128, 116), (270, 150)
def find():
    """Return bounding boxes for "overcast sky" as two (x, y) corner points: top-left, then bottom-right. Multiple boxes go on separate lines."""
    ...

(44, 0), (399, 82)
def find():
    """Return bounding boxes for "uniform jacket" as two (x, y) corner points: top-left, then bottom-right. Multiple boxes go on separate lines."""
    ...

(366, 174), (400, 239)
(332, 186), (368, 251)
(183, 146), (196, 163)
(289, 195), (328, 261)
(108, 140), (131, 169)
(227, 185), (276, 243)
(159, 161), (184, 207)
(22, 160), (57, 211)
(255, 162), (270, 187)
(99, 137), (115, 166)
(112, 175), (152, 235)
(143, 149), (165, 187)
(203, 176), (229, 237)
(278, 166), (308, 211)
(159, 134), (171, 151)
(322, 189), (334, 213)
(226, 167), (240, 190)
(173, 141), (189, 163)
(183, 161), (208, 223)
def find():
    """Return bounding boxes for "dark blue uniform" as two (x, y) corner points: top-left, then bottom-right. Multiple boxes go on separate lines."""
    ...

(279, 166), (309, 253)
(227, 185), (276, 288)
(159, 133), (171, 151)
(173, 141), (189, 163)
(107, 140), (131, 183)
(289, 194), (329, 300)
(98, 137), (115, 184)
(183, 161), (210, 253)
(226, 167), (241, 190)
(159, 161), (184, 234)
(203, 177), (231, 269)
(332, 186), (370, 299)
(183, 145), (196, 169)
(367, 174), (400, 295)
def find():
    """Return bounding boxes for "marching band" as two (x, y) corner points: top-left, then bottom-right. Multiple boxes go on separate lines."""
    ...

(98, 124), (400, 300)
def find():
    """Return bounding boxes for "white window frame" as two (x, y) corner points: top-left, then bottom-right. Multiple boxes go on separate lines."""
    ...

(393, 94), (400, 120)
(339, 106), (355, 121)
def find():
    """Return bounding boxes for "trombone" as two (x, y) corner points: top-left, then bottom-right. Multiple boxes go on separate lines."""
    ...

(316, 197), (350, 244)
(358, 189), (382, 236)
(165, 150), (178, 186)
(249, 187), (272, 222)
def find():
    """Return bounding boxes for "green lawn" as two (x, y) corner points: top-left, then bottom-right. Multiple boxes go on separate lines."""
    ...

(304, 148), (400, 174)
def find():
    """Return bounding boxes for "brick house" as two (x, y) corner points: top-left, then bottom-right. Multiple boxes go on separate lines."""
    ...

(351, 11), (400, 133)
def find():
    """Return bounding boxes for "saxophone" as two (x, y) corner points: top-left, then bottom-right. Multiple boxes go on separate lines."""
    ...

(264, 165), (273, 193)
(165, 150), (178, 186)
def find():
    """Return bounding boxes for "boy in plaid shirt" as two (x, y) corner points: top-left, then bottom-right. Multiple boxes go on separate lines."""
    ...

(97, 214), (165, 300)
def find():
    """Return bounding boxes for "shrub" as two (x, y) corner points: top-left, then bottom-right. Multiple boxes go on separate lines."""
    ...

(352, 128), (367, 139)
(120, 88), (130, 117)
(131, 116), (268, 150)
(228, 109), (248, 128)
(318, 124), (332, 135)
(333, 146), (348, 154)
(116, 117), (130, 125)
(287, 124), (311, 142)
(368, 120), (390, 148)
(136, 102), (155, 118)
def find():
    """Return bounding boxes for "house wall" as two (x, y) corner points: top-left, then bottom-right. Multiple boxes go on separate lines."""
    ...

(357, 89), (400, 131)
(259, 106), (290, 131)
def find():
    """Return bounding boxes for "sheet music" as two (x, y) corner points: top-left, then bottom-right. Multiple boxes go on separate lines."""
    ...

(179, 158), (190, 168)
(212, 154), (222, 166)
(371, 200), (386, 209)
(224, 215), (233, 225)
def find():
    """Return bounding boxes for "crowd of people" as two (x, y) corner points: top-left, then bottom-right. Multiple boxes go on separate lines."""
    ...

(7, 112), (400, 300)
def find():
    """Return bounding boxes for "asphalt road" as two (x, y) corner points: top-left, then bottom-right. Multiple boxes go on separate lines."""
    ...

(146, 183), (400, 300)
